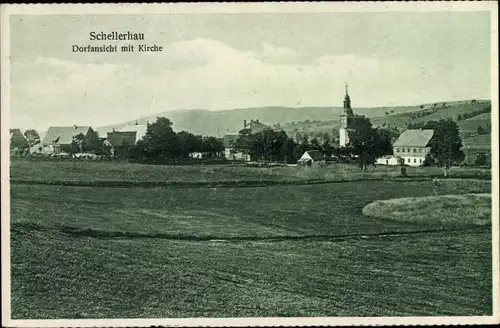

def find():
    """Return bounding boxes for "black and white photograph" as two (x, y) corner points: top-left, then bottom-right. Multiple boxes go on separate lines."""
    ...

(1, 2), (498, 327)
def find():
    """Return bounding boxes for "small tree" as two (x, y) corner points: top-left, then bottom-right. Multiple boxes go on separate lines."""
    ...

(476, 125), (486, 135)
(83, 129), (101, 153)
(348, 115), (389, 171)
(422, 153), (435, 166)
(24, 129), (40, 150)
(475, 152), (488, 166)
(71, 133), (85, 154)
(424, 119), (465, 167)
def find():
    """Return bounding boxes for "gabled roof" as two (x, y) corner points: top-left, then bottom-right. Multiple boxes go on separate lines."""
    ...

(107, 131), (137, 147)
(118, 124), (148, 143)
(41, 126), (91, 145)
(299, 150), (324, 161)
(393, 129), (434, 147)
(248, 120), (270, 134)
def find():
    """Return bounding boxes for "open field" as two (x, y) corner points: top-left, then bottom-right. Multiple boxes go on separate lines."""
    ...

(10, 169), (493, 318)
(10, 158), (491, 187)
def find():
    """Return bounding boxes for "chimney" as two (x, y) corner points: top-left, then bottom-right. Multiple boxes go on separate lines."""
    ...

(135, 120), (138, 126)
(244, 120), (247, 128)
(73, 125), (77, 130)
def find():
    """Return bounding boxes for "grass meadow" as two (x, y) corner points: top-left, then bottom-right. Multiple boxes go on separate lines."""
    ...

(10, 157), (491, 187)
(9, 160), (493, 318)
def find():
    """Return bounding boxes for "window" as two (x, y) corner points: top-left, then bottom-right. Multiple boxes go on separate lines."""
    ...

(414, 158), (416, 163)
(419, 148), (422, 153)
(397, 148), (400, 152)
(407, 148), (410, 152)
(407, 158), (411, 163)
(420, 159), (423, 163)
(413, 148), (416, 153)
(401, 148), (404, 152)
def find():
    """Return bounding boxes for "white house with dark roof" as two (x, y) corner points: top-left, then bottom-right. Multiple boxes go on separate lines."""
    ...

(392, 129), (434, 166)
(297, 150), (326, 166)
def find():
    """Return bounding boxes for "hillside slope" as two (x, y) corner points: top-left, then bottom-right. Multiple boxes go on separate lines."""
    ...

(95, 104), (424, 137)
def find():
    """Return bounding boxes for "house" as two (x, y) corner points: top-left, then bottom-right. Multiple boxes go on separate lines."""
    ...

(376, 155), (401, 166)
(246, 119), (271, 134)
(392, 129), (434, 167)
(106, 130), (137, 158)
(41, 125), (94, 154)
(222, 133), (248, 161)
(10, 129), (28, 152)
(297, 150), (326, 166)
(117, 123), (148, 143)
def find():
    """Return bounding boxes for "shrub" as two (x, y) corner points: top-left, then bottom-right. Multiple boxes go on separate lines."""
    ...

(475, 153), (488, 166)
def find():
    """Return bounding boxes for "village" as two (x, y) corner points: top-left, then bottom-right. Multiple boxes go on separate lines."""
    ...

(9, 84), (491, 171)
(5, 4), (496, 322)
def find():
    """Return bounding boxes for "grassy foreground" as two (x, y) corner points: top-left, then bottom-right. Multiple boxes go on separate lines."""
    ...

(10, 178), (492, 318)
(10, 157), (491, 187)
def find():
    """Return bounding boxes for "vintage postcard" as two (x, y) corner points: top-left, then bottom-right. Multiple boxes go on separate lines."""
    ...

(1, 2), (499, 327)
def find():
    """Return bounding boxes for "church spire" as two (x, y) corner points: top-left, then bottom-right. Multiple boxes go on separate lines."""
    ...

(343, 82), (351, 111)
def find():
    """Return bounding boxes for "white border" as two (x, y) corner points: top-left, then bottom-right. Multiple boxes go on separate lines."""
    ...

(1, 2), (499, 327)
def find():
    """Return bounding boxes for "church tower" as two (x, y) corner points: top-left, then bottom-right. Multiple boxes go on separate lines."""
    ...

(339, 83), (354, 147)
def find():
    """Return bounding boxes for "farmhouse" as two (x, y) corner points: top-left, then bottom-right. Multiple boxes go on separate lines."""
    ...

(392, 129), (434, 167)
(10, 129), (28, 152)
(222, 133), (248, 161)
(297, 150), (325, 166)
(117, 122), (148, 143)
(222, 119), (274, 161)
(41, 125), (94, 154)
(106, 130), (137, 158)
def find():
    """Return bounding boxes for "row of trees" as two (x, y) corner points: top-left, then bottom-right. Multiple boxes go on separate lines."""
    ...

(69, 130), (111, 155)
(456, 104), (490, 121)
(230, 114), (396, 169)
(128, 117), (224, 162)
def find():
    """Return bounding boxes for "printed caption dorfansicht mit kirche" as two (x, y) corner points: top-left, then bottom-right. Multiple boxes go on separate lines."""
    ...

(72, 31), (163, 53)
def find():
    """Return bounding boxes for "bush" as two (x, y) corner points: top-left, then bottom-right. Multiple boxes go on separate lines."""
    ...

(475, 153), (488, 166)
(422, 153), (435, 166)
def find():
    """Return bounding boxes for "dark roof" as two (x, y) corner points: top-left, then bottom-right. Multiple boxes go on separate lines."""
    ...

(107, 131), (137, 147)
(393, 129), (434, 147)
(248, 120), (270, 134)
(41, 126), (92, 145)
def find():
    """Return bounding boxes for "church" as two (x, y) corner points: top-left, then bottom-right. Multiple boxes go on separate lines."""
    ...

(339, 84), (354, 147)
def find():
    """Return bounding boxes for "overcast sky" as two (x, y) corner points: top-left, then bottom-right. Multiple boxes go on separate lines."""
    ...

(9, 11), (492, 131)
